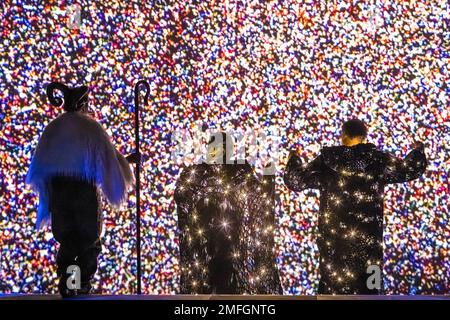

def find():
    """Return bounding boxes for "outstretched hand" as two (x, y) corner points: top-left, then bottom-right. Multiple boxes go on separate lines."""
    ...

(126, 152), (142, 165)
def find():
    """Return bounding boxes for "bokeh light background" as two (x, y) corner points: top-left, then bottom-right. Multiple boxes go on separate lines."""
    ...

(1, 0), (449, 294)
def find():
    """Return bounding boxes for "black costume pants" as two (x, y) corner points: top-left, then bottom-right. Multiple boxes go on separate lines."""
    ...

(49, 176), (102, 287)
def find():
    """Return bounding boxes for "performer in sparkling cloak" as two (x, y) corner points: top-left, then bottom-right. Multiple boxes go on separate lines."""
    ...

(283, 119), (427, 294)
(175, 132), (282, 294)
(26, 82), (137, 297)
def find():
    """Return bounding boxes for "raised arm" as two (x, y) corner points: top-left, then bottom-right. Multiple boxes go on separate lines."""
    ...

(382, 143), (427, 184)
(283, 151), (324, 192)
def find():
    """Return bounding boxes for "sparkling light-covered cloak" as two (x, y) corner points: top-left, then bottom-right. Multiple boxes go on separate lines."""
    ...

(175, 162), (282, 294)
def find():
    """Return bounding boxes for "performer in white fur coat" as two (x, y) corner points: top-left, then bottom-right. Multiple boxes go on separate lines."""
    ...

(26, 82), (136, 297)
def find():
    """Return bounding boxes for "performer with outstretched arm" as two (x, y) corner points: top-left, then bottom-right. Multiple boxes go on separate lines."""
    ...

(26, 82), (138, 297)
(283, 119), (427, 294)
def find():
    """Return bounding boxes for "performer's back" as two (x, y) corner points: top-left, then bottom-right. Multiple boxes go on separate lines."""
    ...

(284, 143), (427, 294)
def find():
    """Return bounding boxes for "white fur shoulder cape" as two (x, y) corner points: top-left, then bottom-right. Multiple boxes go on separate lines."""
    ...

(26, 111), (134, 229)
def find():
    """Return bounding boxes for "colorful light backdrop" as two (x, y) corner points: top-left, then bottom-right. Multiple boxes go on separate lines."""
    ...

(0, 0), (449, 294)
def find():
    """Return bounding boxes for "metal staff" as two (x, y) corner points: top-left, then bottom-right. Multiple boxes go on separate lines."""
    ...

(134, 80), (150, 295)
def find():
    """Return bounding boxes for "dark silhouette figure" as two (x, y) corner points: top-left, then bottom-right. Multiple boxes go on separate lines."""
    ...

(175, 132), (282, 294)
(284, 119), (427, 294)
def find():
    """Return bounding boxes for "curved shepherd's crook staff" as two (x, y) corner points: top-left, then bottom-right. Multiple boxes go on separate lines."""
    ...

(134, 80), (150, 295)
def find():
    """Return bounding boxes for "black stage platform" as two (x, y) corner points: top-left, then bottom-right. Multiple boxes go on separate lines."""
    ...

(1, 294), (449, 300)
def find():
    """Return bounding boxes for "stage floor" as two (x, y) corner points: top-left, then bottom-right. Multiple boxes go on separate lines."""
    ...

(1, 294), (449, 300)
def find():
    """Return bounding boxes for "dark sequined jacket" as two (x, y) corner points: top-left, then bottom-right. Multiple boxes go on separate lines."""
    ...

(175, 162), (282, 294)
(283, 143), (427, 294)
